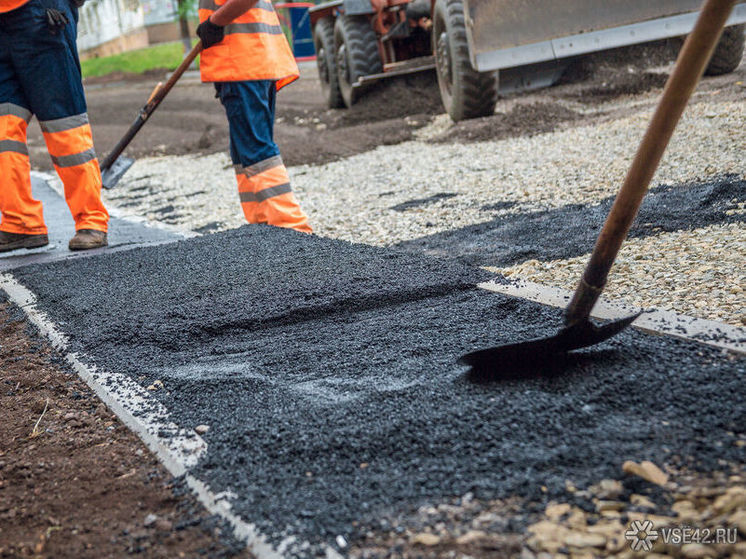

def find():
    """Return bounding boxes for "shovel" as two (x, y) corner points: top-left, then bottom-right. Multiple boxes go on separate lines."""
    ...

(100, 41), (203, 189)
(460, 0), (737, 375)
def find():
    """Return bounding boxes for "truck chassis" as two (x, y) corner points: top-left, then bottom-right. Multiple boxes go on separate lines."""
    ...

(309, 1), (746, 121)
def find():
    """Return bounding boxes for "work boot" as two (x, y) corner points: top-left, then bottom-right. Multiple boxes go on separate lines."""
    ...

(0, 231), (49, 252)
(68, 229), (107, 251)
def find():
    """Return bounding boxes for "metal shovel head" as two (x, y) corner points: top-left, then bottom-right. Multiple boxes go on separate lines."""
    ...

(459, 312), (641, 379)
(101, 156), (135, 189)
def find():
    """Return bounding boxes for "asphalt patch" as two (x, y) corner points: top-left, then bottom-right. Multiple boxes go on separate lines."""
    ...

(395, 175), (745, 267)
(12, 226), (745, 556)
(390, 192), (457, 212)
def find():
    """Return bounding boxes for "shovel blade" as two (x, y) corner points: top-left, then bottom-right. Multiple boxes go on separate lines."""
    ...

(459, 312), (641, 378)
(101, 156), (135, 189)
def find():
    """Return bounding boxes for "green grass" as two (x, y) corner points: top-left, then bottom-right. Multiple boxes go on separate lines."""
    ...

(81, 40), (200, 79)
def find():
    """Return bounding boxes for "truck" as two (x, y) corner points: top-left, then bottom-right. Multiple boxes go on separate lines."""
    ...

(308, 0), (746, 120)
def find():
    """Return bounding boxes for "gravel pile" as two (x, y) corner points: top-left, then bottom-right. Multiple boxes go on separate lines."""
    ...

(104, 98), (745, 327)
(106, 100), (745, 244)
(492, 223), (746, 326)
(349, 462), (746, 559)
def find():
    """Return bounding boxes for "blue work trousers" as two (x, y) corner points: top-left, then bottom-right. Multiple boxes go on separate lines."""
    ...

(214, 80), (311, 233)
(0, 0), (86, 120)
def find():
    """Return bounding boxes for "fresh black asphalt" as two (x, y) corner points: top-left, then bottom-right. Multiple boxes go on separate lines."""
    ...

(395, 175), (746, 267)
(12, 219), (746, 555)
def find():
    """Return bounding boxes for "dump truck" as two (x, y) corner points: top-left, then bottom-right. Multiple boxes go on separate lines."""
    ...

(309, 0), (746, 120)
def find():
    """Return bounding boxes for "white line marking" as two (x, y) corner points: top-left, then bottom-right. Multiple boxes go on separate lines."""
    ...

(0, 272), (295, 558)
(479, 278), (746, 354)
(0, 273), (207, 466)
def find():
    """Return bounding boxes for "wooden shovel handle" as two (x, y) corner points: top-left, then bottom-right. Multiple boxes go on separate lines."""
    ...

(564, 0), (737, 325)
(146, 82), (163, 104)
(142, 41), (202, 116)
(100, 42), (203, 172)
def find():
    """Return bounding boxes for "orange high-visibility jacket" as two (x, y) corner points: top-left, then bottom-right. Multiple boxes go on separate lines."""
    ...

(198, 0), (299, 88)
(0, 0), (29, 13)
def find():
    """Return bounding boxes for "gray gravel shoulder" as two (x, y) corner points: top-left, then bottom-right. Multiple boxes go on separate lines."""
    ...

(103, 94), (746, 327)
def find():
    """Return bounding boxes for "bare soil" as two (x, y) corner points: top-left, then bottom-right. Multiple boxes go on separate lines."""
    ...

(0, 302), (251, 559)
(23, 40), (744, 172)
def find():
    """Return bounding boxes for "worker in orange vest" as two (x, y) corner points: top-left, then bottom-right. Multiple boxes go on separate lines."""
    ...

(196, 0), (311, 233)
(0, 0), (109, 251)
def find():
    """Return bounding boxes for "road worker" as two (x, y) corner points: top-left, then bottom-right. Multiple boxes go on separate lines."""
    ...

(0, 0), (109, 251)
(196, 0), (311, 233)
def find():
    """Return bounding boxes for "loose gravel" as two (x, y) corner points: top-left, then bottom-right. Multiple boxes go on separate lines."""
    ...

(492, 222), (746, 326)
(106, 100), (745, 246)
(13, 225), (746, 555)
(104, 95), (746, 329)
(349, 464), (746, 559)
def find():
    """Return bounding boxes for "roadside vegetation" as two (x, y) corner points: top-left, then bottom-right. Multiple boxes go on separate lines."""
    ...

(81, 40), (199, 79)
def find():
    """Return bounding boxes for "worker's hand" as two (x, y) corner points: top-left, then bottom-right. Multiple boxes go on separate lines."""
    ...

(45, 7), (69, 33)
(196, 18), (225, 49)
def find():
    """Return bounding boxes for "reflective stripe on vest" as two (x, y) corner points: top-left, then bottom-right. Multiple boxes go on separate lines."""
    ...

(199, 0), (274, 11)
(0, 0), (29, 13)
(198, 0), (299, 87)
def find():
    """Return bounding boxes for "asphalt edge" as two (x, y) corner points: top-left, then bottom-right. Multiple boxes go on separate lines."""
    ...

(479, 277), (746, 354)
(31, 171), (199, 240)
(0, 271), (300, 559)
(15, 173), (357, 558)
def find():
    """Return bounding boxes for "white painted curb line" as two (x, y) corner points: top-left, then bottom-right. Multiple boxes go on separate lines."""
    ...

(0, 273), (297, 559)
(479, 278), (746, 354)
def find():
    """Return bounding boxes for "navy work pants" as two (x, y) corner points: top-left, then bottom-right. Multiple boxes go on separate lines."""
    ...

(0, 0), (108, 234)
(215, 80), (310, 233)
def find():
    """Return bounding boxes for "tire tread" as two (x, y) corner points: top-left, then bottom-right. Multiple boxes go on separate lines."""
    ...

(436, 0), (497, 120)
(315, 17), (344, 109)
(705, 24), (745, 76)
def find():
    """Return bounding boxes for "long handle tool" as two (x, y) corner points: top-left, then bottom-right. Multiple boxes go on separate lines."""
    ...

(100, 41), (203, 189)
(460, 0), (737, 376)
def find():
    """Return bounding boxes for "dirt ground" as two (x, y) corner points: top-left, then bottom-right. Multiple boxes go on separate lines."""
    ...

(27, 65), (444, 171)
(26, 39), (746, 173)
(0, 302), (251, 559)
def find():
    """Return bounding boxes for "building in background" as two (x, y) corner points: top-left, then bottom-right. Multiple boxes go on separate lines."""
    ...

(76, 0), (313, 60)
(77, 0), (147, 58)
(77, 0), (196, 59)
(141, 0), (195, 45)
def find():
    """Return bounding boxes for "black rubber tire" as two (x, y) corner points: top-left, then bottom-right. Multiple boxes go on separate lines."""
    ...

(334, 15), (382, 108)
(432, 0), (497, 121)
(705, 24), (745, 76)
(314, 18), (345, 109)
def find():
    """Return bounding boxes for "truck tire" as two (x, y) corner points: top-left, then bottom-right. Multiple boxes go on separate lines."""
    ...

(314, 17), (345, 109)
(334, 15), (382, 108)
(705, 24), (745, 76)
(433, 0), (497, 121)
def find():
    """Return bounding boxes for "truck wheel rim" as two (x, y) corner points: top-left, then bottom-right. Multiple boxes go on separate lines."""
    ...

(317, 47), (329, 83)
(337, 43), (350, 85)
(437, 31), (452, 93)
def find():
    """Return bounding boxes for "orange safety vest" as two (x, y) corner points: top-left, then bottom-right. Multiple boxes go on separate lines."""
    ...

(0, 0), (29, 13)
(198, 0), (299, 89)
